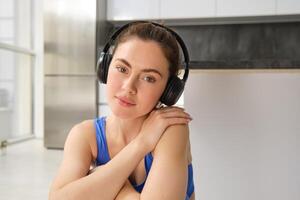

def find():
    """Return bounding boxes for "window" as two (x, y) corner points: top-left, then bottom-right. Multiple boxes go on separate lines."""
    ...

(0, 0), (34, 141)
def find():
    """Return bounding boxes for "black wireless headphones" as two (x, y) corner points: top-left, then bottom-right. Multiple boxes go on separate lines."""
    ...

(97, 21), (189, 106)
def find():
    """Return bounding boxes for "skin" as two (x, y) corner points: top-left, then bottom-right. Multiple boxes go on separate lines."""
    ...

(49, 37), (195, 200)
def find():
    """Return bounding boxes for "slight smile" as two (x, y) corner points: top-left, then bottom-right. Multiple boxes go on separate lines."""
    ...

(116, 96), (136, 107)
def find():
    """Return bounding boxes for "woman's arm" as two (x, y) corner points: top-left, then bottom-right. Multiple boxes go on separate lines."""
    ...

(115, 180), (140, 200)
(140, 124), (189, 200)
(49, 121), (148, 200)
(115, 107), (192, 200)
(115, 124), (190, 200)
(50, 107), (191, 200)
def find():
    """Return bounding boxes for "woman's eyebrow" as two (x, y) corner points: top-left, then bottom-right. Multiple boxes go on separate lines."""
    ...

(141, 69), (163, 78)
(115, 58), (163, 78)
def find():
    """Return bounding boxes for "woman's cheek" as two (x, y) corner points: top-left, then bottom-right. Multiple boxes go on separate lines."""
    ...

(143, 86), (163, 103)
(106, 79), (119, 101)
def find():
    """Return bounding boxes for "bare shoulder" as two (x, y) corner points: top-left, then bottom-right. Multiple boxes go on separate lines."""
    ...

(65, 119), (97, 159)
(71, 119), (95, 135)
(65, 120), (95, 147)
(50, 119), (97, 192)
(153, 124), (189, 158)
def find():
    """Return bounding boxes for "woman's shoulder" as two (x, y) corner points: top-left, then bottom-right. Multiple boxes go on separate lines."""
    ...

(71, 119), (96, 134)
(153, 124), (189, 158)
(72, 116), (107, 133)
(65, 119), (98, 159)
(163, 124), (189, 142)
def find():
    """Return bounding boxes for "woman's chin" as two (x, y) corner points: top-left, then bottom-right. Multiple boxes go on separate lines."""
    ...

(111, 106), (152, 120)
(110, 106), (137, 119)
(108, 99), (156, 119)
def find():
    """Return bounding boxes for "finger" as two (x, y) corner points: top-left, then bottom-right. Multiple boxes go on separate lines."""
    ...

(168, 105), (185, 110)
(161, 109), (189, 116)
(158, 105), (184, 110)
(159, 106), (190, 115)
(165, 117), (192, 126)
(160, 110), (192, 120)
(158, 106), (185, 114)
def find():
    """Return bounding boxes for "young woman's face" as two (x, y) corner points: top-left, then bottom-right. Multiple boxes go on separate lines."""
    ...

(106, 37), (170, 119)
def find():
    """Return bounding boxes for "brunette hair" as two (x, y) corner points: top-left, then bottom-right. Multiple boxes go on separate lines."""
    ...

(112, 22), (181, 77)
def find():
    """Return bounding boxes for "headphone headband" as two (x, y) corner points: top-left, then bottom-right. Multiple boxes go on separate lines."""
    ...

(102, 21), (189, 82)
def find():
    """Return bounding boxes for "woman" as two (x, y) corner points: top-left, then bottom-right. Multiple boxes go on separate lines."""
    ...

(49, 21), (195, 200)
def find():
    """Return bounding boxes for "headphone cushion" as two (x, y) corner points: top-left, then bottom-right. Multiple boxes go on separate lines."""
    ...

(160, 76), (185, 106)
(97, 53), (112, 84)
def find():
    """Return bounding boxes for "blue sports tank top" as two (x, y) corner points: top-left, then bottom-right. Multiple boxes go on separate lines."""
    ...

(94, 116), (195, 200)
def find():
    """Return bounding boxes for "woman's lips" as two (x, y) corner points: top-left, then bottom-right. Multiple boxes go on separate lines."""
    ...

(116, 96), (136, 107)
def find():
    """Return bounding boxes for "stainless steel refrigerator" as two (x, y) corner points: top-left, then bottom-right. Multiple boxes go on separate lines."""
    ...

(44, 0), (101, 148)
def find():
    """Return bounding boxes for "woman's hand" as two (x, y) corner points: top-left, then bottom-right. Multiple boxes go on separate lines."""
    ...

(136, 106), (192, 153)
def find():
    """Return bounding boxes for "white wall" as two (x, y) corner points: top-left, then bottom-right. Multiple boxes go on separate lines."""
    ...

(185, 70), (300, 200)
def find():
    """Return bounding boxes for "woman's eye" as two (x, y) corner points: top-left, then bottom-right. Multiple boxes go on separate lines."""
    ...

(143, 76), (156, 83)
(116, 66), (127, 73)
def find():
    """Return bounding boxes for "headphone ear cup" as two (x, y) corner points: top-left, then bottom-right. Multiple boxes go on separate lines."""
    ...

(160, 76), (185, 106)
(97, 53), (112, 84)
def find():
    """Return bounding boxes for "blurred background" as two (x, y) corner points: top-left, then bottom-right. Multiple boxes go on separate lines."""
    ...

(0, 0), (299, 199)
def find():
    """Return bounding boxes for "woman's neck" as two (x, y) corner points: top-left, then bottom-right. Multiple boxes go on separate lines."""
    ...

(107, 114), (148, 145)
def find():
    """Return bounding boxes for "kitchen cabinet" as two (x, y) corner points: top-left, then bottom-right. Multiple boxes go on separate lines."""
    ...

(106, 0), (160, 21)
(216, 0), (276, 17)
(160, 0), (215, 19)
(277, 0), (300, 15)
(107, 0), (300, 22)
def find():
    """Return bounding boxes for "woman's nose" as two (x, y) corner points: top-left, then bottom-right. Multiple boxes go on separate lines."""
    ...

(122, 76), (137, 95)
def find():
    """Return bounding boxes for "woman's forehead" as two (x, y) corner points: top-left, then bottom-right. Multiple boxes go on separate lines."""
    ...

(112, 38), (169, 74)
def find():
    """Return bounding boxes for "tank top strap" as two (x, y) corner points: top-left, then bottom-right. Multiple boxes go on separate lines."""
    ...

(187, 163), (195, 198)
(94, 116), (110, 165)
